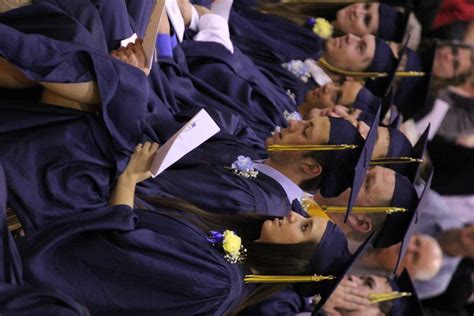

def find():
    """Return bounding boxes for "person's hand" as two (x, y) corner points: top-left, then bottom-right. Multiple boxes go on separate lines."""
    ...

(456, 133), (474, 148)
(121, 142), (159, 184)
(110, 39), (150, 76)
(330, 106), (369, 139)
(322, 277), (371, 316)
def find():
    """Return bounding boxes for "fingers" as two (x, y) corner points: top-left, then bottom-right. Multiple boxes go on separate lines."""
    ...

(135, 141), (159, 153)
(135, 143), (143, 152)
(150, 142), (160, 154)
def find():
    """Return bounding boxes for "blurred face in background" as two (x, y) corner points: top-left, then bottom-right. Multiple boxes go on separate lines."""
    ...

(433, 45), (473, 80)
(334, 3), (380, 37)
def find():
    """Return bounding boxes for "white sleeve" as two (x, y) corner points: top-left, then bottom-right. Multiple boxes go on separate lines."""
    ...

(193, 13), (234, 54)
(415, 98), (450, 140)
(188, 5), (200, 32)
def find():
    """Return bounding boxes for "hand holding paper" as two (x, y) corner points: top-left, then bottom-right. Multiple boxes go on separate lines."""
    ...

(150, 109), (221, 177)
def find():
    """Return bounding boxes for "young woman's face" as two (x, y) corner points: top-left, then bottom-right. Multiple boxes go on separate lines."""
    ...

(334, 3), (380, 37)
(305, 81), (364, 110)
(257, 211), (328, 244)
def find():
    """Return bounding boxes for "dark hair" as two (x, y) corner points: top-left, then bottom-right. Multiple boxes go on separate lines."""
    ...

(136, 196), (318, 315)
(256, 2), (340, 27)
(300, 151), (329, 192)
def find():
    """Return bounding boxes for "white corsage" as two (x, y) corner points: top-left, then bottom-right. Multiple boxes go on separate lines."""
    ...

(283, 110), (302, 122)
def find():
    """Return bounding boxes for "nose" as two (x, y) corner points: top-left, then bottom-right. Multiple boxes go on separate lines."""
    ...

(349, 275), (364, 285)
(287, 211), (297, 223)
(345, 34), (357, 45)
(353, 7), (365, 17)
(287, 119), (299, 131)
(322, 84), (330, 94)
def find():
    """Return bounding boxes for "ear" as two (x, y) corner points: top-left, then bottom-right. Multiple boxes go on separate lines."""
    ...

(346, 213), (373, 233)
(300, 158), (322, 178)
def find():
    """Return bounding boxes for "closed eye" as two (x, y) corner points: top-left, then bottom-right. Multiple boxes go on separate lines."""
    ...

(301, 223), (309, 232)
(333, 91), (342, 104)
(364, 14), (371, 27)
(358, 40), (366, 54)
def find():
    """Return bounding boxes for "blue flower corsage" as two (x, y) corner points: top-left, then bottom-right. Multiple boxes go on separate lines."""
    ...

(281, 60), (311, 83)
(207, 230), (247, 264)
(230, 155), (258, 179)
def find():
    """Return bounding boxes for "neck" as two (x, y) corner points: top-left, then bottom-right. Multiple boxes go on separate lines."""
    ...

(297, 100), (314, 118)
(264, 159), (304, 187)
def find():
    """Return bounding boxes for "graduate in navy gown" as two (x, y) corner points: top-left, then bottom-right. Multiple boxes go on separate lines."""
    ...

(10, 141), (352, 315)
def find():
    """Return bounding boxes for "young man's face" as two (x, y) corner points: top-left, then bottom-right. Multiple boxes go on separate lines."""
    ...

(316, 166), (396, 208)
(323, 34), (377, 72)
(266, 117), (331, 147)
(304, 81), (364, 110)
(337, 275), (390, 316)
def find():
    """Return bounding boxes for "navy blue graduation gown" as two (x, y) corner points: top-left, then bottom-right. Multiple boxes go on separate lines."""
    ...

(0, 5), (264, 164)
(0, 99), (117, 233)
(0, 12), (156, 164)
(230, 3), (324, 61)
(16, 204), (248, 315)
(0, 165), (89, 315)
(179, 40), (297, 142)
(238, 288), (311, 316)
(137, 164), (292, 216)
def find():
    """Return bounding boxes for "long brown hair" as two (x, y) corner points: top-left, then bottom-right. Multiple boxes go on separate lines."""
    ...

(136, 196), (318, 314)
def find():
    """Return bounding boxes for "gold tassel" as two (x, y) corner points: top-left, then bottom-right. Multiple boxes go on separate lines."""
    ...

(368, 291), (412, 304)
(318, 58), (425, 78)
(322, 206), (408, 214)
(370, 157), (423, 165)
(267, 144), (357, 152)
(300, 197), (332, 220)
(245, 274), (335, 283)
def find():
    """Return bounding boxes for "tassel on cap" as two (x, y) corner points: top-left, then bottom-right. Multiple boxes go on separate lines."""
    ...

(267, 144), (357, 152)
(368, 291), (412, 304)
(244, 274), (335, 283)
(370, 157), (423, 165)
(322, 206), (408, 214)
(318, 58), (425, 79)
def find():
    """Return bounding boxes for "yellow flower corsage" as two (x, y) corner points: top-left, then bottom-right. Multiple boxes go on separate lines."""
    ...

(207, 230), (247, 264)
(308, 17), (333, 39)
